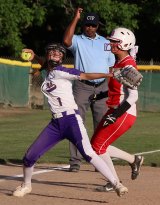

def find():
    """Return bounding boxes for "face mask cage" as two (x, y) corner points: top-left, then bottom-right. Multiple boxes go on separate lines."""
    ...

(104, 40), (121, 51)
(45, 44), (66, 67)
(45, 44), (66, 55)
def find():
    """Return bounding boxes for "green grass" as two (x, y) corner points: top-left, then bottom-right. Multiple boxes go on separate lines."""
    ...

(0, 109), (160, 167)
(112, 112), (160, 167)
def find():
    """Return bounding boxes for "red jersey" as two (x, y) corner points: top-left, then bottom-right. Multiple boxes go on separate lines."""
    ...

(107, 55), (138, 116)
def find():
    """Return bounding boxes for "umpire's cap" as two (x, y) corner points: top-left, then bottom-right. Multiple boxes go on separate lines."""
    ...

(82, 12), (99, 26)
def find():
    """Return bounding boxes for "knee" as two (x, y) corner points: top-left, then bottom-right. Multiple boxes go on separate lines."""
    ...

(91, 141), (107, 155)
(80, 148), (93, 162)
(83, 154), (92, 162)
(91, 140), (100, 154)
(76, 142), (93, 162)
(81, 146), (101, 163)
(23, 156), (35, 167)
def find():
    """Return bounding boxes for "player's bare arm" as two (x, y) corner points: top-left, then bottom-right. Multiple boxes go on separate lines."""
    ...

(80, 72), (113, 80)
(63, 8), (83, 47)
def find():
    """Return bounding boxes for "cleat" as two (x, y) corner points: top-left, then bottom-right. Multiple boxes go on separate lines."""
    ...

(13, 183), (32, 197)
(114, 182), (128, 197)
(129, 155), (144, 180)
(69, 164), (80, 172)
(96, 181), (114, 192)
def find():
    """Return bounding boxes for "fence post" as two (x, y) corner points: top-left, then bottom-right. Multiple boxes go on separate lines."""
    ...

(28, 65), (33, 108)
(150, 58), (153, 65)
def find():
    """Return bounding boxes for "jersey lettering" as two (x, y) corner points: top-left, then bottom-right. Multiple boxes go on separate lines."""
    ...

(46, 82), (56, 92)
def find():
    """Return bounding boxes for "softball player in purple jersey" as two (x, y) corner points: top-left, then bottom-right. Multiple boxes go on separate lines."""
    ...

(13, 43), (128, 197)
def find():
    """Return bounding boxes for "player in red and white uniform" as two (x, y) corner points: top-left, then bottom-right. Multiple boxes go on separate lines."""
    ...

(91, 27), (144, 192)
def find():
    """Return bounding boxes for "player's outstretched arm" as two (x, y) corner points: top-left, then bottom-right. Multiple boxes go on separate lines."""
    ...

(80, 72), (113, 80)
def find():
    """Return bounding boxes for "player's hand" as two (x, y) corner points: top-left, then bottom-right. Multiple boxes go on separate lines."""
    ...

(22, 49), (35, 61)
(107, 73), (113, 78)
(75, 8), (83, 20)
(33, 70), (41, 76)
(89, 93), (97, 104)
(103, 114), (117, 127)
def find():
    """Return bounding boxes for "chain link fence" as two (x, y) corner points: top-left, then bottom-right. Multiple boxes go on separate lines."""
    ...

(0, 56), (159, 111)
(29, 58), (160, 112)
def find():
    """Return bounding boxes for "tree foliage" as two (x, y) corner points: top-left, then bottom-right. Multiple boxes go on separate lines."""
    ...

(0, 0), (46, 56)
(0, 0), (159, 60)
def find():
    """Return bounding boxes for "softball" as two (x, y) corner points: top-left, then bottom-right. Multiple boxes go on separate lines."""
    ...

(21, 52), (32, 61)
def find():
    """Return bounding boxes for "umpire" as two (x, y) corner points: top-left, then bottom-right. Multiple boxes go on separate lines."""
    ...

(63, 8), (115, 172)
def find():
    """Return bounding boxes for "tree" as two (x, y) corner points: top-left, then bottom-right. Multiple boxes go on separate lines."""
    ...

(0, 0), (46, 56)
(0, 0), (159, 60)
(118, 0), (160, 60)
(23, 0), (139, 55)
(135, 0), (160, 60)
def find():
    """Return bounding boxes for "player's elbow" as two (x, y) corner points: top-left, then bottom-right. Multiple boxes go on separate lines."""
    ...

(63, 38), (72, 48)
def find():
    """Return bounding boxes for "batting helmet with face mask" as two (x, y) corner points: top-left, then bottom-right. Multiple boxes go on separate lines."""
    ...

(107, 27), (136, 50)
(45, 43), (66, 67)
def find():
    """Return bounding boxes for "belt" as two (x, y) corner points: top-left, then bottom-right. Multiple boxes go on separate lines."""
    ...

(52, 109), (79, 119)
(80, 79), (105, 87)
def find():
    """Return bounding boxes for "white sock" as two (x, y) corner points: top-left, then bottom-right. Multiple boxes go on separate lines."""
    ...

(90, 153), (117, 186)
(100, 152), (120, 182)
(108, 145), (135, 164)
(23, 166), (34, 187)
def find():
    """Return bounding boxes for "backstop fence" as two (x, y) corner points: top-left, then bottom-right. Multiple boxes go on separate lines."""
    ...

(0, 57), (160, 112)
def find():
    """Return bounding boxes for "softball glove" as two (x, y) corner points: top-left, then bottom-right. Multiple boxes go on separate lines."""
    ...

(113, 65), (143, 89)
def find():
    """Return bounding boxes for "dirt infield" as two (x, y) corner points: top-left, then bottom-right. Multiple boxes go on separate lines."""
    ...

(0, 163), (159, 205)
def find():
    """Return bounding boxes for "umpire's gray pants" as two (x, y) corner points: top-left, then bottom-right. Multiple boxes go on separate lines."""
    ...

(69, 79), (108, 166)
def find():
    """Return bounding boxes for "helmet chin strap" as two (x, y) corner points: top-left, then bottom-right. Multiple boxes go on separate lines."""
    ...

(48, 59), (62, 67)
